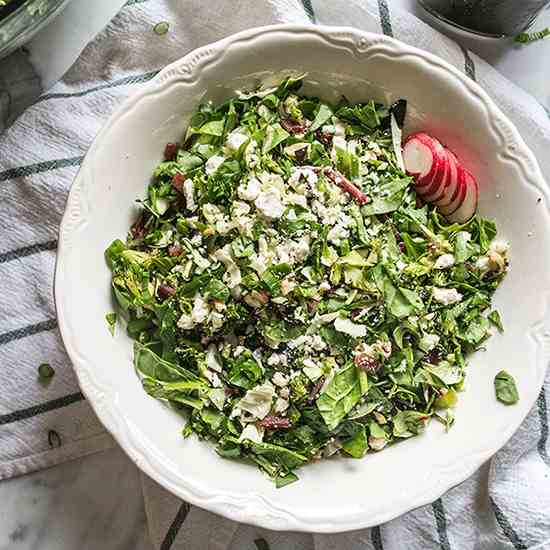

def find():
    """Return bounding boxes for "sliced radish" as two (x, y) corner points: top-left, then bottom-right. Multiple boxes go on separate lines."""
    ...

(402, 136), (433, 179)
(447, 169), (478, 223)
(404, 133), (447, 189)
(404, 131), (479, 223)
(419, 151), (451, 202)
(438, 165), (467, 216)
(434, 150), (459, 207)
(413, 133), (446, 186)
(403, 133), (440, 180)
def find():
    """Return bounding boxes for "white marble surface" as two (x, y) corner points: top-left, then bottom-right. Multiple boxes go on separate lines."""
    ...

(1, 2), (550, 550)
(0, 447), (152, 550)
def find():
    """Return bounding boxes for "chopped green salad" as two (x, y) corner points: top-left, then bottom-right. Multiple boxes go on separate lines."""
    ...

(106, 76), (509, 486)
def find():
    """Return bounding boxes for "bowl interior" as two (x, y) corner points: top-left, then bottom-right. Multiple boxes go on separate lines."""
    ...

(56, 27), (550, 531)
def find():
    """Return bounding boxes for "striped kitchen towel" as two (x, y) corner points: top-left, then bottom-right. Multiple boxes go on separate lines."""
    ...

(1, 1), (550, 549)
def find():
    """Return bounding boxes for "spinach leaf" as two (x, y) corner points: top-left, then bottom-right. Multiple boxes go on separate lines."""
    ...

(335, 147), (360, 180)
(204, 159), (241, 203)
(349, 203), (369, 245)
(342, 426), (368, 458)
(200, 408), (225, 432)
(454, 231), (478, 263)
(372, 265), (423, 318)
(261, 263), (293, 293)
(224, 101), (238, 136)
(423, 362), (463, 385)
(105, 239), (126, 269)
(392, 410), (429, 438)
(176, 150), (204, 172)
(247, 441), (307, 471)
(494, 370), (519, 405)
(227, 350), (262, 389)
(263, 320), (305, 344)
(204, 279), (230, 302)
(317, 363), (362, 430)
(275, 472), (299, 488)
(336, 100), (388, 130)
(197, 119), (225, 136)
(400, 203), (428, 226)
(319, 325), (354, 351)
(460, 315), (490, 346)
(134, 344), (203, 383)
(262, 123), (290, 153)
(231, 235), (254, 258)
(309, 103), (333, 133)
(477, 219), (497, 253)
(362, 178), (411, 215)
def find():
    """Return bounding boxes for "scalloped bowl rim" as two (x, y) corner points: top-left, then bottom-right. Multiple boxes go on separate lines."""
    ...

(55, 24), (550, 532)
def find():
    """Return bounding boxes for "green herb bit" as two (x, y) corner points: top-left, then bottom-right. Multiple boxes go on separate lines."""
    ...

(488, 310), (503, 333)
(48, 429), (62, 448)
(106, 312), (117, 336)
(515, 28), (550, 44)
(494, 370), (519, 405)
(153, 21), (170, 35)
(38, 363), (55, 380)
(435, 388), (457, 409)
(254, 538), (271, 550)
(275, 471), (299, 488)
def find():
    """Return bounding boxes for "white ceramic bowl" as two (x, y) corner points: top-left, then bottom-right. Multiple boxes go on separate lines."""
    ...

(55, 24), (550, 532)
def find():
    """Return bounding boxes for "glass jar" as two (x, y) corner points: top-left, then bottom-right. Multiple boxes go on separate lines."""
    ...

(0, 0), (73, 60)
(418, 0), (550, 37)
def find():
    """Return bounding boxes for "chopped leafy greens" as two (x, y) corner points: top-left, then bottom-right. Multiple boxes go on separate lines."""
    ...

(105, 76), (509, 485)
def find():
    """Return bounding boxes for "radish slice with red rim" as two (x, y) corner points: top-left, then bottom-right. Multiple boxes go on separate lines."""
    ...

(404, 133), (446, 188)
(405, 131), (479, 222)
(418, 149), (451, 202)
(447, 169), (478, 223)
(434, 150), (459, 207)
(403, 137), (433, 179)
(438, 165), (467, 216)
(421, 168), (448, 203)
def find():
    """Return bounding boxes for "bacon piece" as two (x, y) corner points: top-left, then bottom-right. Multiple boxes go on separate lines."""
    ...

(164, 142), (178, 160)
(315, 130), (333, 147)
(158, 284), (176, 299)
(323, 168), (370, 205)
(130, 211), (151, 239)
(307, 376), (326, 404)
(354, 353), (380, 373)
(281, 118), (308, 134)
(167, 243), (183, 257)
(172, 172), (185, 193)
(258, 416), (291, 429)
